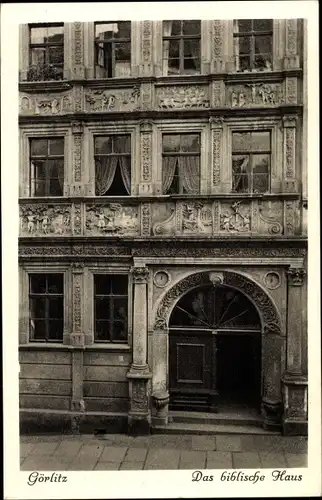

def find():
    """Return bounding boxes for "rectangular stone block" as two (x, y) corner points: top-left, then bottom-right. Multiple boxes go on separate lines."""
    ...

(191, 435), (216, 451)
(285, 453), (307, 468)
(145, 449), (180, 469)
(53, 440), (83, 456)
(206, 451), (233, 469)
(120, 462), (144, 470)
(216, 435), (242, 452)
(232, 452), (262, 469)
(29, 442), (61, 455)
(100, 446), (128, 462)
(94, 462), (121, 470)
(77, 444), (104, 459)
(124, 448), (147, 462)
(259, 451), (287, 468)
(180, 450), (206, 469)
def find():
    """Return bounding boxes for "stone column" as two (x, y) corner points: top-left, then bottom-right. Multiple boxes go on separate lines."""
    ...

(70, 121), (84, 197)
(209, 117), (223, 194)
(139, 120), (153, 195)
(282, 267), (308, 435)
(70, 264), (85, 429)
(127, 266), (152, 434)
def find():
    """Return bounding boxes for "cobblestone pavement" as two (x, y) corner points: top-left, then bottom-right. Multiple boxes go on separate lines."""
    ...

(20, 434), (308, 471)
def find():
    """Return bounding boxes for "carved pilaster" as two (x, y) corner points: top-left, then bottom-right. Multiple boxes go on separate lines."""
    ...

(71, 121), (83, 196)
(211, 20), (225, 72)
(140, 203), (151, 236)
(285, 77), (298, 104)
(286, 267), (306, 378)
(210, 117), (223, 193)
(282, 115), (297, 180)
(73, 85), (83, 113)
(70, 263), (84, 344)
(140, 21), (153, 76)
(284, 19), (300, 69)
(72, 203), (83, 236)
(284, 200), (296, 236)
(282, 375), (308, 435)
(139, 120), (153, 194)
(211, 80), (224, 107)
(141, 82), (153, 111)
(72, 22), (85, 79)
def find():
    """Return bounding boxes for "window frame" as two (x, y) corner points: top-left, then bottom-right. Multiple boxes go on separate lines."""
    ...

(94, 133), (132, 196)
(93, 274), (129, 343)
(162, 20), (201, 76)
(28, 23), (65, 80)
(29, 273), (64, 343)
(29, 137), (65, 197)
(231, 130), (271, 194)
(20, 126), (70, 199)
(156, 121), (209, 195)
(161, 132), (201, 195)
(233, 19), (273, 72)
(94, 21), (132, 78)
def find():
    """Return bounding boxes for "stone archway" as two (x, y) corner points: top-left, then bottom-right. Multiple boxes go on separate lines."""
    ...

(152, 270), (284, 430)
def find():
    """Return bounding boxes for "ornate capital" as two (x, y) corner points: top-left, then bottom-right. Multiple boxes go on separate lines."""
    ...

(282, 114), (298, 128)
(139, 119), (153, 133)
(71, 120), (83, 134)
(287, 267), (306, 286)
(209, 116), (224, 128)
(131, 266), (150, 284)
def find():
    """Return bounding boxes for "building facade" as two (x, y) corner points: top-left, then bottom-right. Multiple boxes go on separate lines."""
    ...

(19, 19), (308, 436)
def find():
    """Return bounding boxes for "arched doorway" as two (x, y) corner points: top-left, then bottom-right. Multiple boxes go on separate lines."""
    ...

(169, 284), (262, 413)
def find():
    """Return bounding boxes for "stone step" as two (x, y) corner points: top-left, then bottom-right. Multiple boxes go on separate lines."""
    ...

(169, 410), (262, 427)
(152, 422), (280, 436)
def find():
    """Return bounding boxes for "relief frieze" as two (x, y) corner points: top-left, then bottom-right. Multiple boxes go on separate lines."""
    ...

(20, 204), (71, 236)
(84, 86), (140, 112)
(20, 93), (73, 115)
(229, 82), (284, 108)
(85, 203), (139, 236)
(220, 201), (251, 233)
(156, 85), (210, 109)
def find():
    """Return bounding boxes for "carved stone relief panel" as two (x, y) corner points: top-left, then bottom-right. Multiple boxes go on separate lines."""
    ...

(258, 201), (284, 235)
(20, 204), (72, 236)
(284, 201), (296, 236)
(220, 201), (251, 233)
(140, 122), (152, 182)
(212, 20), (224, 71)
(85, 203), (139, 236)
(141, 21), (152, 65)
(141, 82), (153, 110)
(284, 126), (296, 178)
(152, 203), (176, 236)
(140, 203), (151, 236)
(73, 22), (85, 79)
(152, 202), (212, 236)
(228, 83), (284, 108)
(212, 128), (222, 186)
(20, 93), (73, 115)
(85, 86), (140, 112)
(156, 85), (210, 110)
(285, 77), (298, 104)
(72, 203), (83, 236)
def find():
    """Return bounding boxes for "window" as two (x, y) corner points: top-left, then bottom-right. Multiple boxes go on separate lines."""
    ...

(94, 275), (128, 343)
(162, 20), (201, 75)
(94, 135), (131, 196)
(162, 134), (200, 194)
(232, 131), (271, 193)
(28, 23), (64, 81)
(29, 138), (64, 196)
(29, 274), (64, 342)
(233, 19), (273, 72)
(94, 22), (131, 78)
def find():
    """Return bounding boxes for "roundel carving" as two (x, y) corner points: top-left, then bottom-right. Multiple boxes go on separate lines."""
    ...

(153, 271), (281, 335)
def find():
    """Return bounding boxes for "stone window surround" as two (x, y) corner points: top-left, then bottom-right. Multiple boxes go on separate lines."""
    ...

(154, 120), (210, 195)
(84, 122), (139, 196)
(224, 117), (282, 194)
(19, 264), (71, 345)
(19, 125), (72, 198)
(84, 264), (133, 347)
(19, 20), (296, 80)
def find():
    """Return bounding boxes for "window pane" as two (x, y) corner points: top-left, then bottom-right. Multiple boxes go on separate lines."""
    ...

(254, 53), (272, 71)
(31, 160), (46, 179)
(31, 47), (46, 66)
(30, 297), (46, 318)
(168, 39), (179, 58)
(49, 177), (63, 196)
(115, 42), (131, 62)
(184, 39), (200, 57)
(238, 55), (251, 71)
(95, 297), (110, 320)
(167, 58), (180, 74)
(232, 156), (250, 193)
(95, 275), (111, 295)
(113, 135), (131, 153)
(111, 275), (128, 295)
(48, 297), (63, 318)
(48, 46), (64, 66)
(180, 134), (200, 152)
(30, 319), (46, 340)
(255, 35), (272, 54)
(253, 174), (269, 193)
(253, 19), (273, 32)
(113, 298), (128, 320)
(170, 20), (181, 36)
(47, 274), (63, 293)
(239, 36), (251, 54)
(30, 274), (46, 293)
(232, 132), (252, 152)
(183, 20), (201, 35)
(183, 57), (200, 73)
(48, 320), (63, 340)
(250, 132), (270, 152)
(30, 25), (64, 44)
(115, 21), (131, 38)
(236, 20), (252, 32)
(30, 139), (48, 156)
(32, 180), (46, 196)
(95, 136), (112, 154)
(113, 321), (127, 341)
(49, 138), (64, 156)
(163, 135), (181, 153)
(95, 320), (110, 341)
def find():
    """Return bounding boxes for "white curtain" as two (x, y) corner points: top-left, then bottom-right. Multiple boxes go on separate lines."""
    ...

(232, 156), (249, 192)
(254, 37), (272, 70)
(119, 156), (131, 195)
(162, 21), (173, 76)
(56, 161), (64, 190)
(95, 156), (118, 195)
(162, 156), (177, 194)
(233, 20), (240, 71)
(179, 156), (200, 194)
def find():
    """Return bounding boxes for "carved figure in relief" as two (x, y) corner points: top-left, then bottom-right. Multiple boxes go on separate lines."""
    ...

(41, 214), (49, 234)
(21, 205), (71, 235)
(231, 90), (238, 107)
(239, 92), (246, 107)
(86, 204), (138, 235)
(21, 96), (31, 112)
(220, 201), (251, 232)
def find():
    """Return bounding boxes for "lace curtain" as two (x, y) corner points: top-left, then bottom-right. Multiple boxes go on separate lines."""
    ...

(162, 21), (173, 75)
(95, 156), (131, 195)
(162, 156), (177, 193)
(162, 156), (200, 194)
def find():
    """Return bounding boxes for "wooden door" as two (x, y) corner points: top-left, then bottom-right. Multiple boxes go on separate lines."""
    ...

(169, 329), (217, 411)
